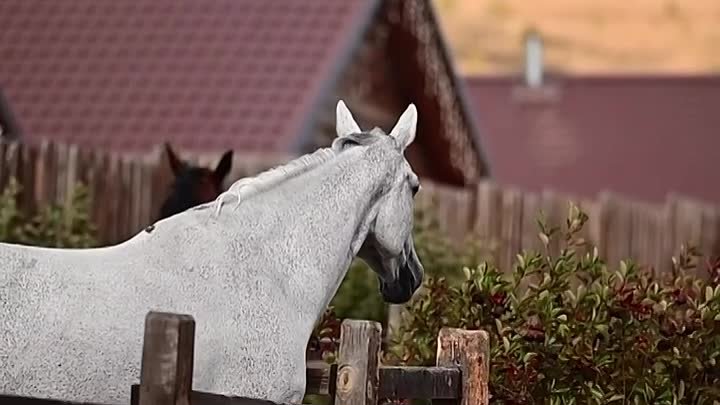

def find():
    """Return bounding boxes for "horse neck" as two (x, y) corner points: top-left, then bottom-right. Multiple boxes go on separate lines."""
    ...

(220, 148), (391, 319)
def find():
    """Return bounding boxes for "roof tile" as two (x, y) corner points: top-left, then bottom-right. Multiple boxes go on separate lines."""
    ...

(466, 75), (720, 204)
(0, 0), (368, 154)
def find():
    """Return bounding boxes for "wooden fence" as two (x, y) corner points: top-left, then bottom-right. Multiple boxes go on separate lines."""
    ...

(417, 181), (720, 276)
(0, 311), (489, 405)
(2, 138), (719, 275)
(0, 139), (290, 245)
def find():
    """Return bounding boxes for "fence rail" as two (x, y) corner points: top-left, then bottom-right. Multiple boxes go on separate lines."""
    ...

(2, 139), (719, 275)
(0, 311), (489, 405)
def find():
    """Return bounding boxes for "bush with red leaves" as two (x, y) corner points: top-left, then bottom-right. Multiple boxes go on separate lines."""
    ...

(386, 203), (720, 405)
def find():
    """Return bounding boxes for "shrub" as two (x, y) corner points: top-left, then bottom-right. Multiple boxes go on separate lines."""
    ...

(326, 199), (484, 325)
(387, 203), (720, 404)
(0, 177), (98, 248)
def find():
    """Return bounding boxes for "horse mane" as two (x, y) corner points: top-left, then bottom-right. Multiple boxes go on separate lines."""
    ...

(211, 146), (338, 216)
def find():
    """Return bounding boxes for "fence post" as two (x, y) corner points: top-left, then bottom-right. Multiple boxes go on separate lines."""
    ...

(138, 311), (196, 405)
(434, 328), (489, 405)
(333, 320), (382, 405)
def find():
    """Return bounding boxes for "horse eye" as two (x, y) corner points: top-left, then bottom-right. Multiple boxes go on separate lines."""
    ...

(411, 183), (420, 196)
(343, 138), (360, 148)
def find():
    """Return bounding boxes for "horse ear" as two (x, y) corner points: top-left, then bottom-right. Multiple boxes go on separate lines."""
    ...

(336, 100), (361, 137)
(214, 149), (233, 182)
(165, 143), (185, 176)
(389, 104), (418, 150)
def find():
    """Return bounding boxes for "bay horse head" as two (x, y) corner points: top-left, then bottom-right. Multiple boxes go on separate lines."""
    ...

(158, 143), (233, 220)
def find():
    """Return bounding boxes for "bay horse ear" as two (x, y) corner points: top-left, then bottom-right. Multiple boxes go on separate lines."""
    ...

(165, 143), (185, 176)
(214, 149), (233, 183)
(336, 100), (361, 137)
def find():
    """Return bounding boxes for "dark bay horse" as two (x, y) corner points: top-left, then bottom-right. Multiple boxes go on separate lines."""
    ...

(158, 143), (233, 220)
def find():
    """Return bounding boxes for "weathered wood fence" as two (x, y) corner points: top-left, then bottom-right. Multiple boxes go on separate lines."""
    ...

(2, 138), (720, 275)
(0, 312), (490, 405)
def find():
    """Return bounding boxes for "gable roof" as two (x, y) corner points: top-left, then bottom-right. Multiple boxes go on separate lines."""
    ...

(0, 0), (488, 183)
(466, 74), (720, 204)
(0, 0), (368, 152)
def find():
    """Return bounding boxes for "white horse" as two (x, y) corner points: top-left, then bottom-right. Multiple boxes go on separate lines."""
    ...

(0, 101), (425, 405)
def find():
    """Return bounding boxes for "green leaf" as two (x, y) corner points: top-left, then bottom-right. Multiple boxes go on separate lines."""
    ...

(677, 380), (685, 400)
(462, 267), (471, 280)
(517, 253), (526, 269)
(502, 336), (511, 352)
(495, 318), (504, 335)
(620, 260), (628, 276)
(539, 232), (550, 246)
(607, 394), (624, 403)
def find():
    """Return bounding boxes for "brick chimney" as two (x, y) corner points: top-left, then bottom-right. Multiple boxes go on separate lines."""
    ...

(523, 30), (544, 88)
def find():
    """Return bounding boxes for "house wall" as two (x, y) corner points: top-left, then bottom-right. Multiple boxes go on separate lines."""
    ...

(304, 6), (433, 180)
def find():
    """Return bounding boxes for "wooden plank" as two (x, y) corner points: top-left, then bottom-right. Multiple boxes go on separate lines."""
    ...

(473, 181), (502, 265)
(33, 141), (50, 208)
(425, 184), (472, 245)
(74, 147), (91, 191)
(415, 179), (439, 220)
(430, 185), (451, 241)
(106, 155), (121, 243)
(65, 145), (79, 230)
(41, 141), (58, 213)
(539, 189), (564, 257)
(152, 154), (173, 223)
(140, 161), (154, 229)
(630, 201), (664, 272)
(657, 197), (677, 276)
(597, 192), (633, 270)
(138, 312), (195, 405)
(670, 194), (703, 253)
(434, 328), (489, 405)
(499, 187), (523, 272)
(5, 141), (19, 188)
(54, 142), (68, 206)
(306, 363), (337, 396)
(646, 206), (663, 276)
(0, 140), (8, 191)
(65, 145), (78, 204)
(77, 147), (96, 237)
(628, 201), (645, 267)
(449, 188), (473, 245)
(333, 320), (382, 405)
(19, 142), (38, 214)
(520, 191), (542, 253)
(121, 158), (134, 239)
(306, 363), (461, 399)
(698, 203), (720, 265)
(572, 197), (596, 256)
(701, 206), (720, 270)
(667, 194), (715, 276)
(93, 151), (109, 244)
(378, 366), (460, 399)
(132, 160), (144, 233)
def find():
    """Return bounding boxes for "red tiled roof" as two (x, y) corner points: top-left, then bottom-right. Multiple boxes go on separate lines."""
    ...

(0, 0), (368, 154)
(466, 74), (720, 205)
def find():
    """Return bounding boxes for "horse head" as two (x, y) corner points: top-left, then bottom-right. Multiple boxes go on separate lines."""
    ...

(333, 101), (424, 304)
(158, 143), (233, 220)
